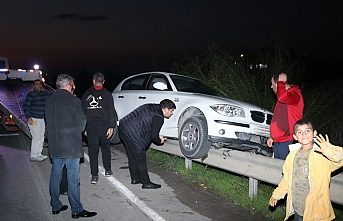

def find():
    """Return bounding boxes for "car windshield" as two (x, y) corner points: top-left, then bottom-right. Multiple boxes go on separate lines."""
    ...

(170, 75), (224, 97)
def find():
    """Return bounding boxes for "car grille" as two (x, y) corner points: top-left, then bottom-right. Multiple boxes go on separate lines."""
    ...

(250, 111), (272, 125)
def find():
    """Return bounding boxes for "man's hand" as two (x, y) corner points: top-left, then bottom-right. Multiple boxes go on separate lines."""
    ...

(269, 197), (278, 207)
(278, 73), (287, 83)
(159, 135), (167, 144)
(267, 138), (273, 148)
(28, 118), (33, 125)
(314, 134), (330, 152)
(106, 128), (114, 139)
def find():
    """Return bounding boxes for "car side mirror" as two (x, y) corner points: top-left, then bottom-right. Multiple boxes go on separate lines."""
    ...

(153, 82), (168, 90)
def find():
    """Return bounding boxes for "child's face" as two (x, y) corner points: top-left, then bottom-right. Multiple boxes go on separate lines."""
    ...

(293, 124), (317, 146)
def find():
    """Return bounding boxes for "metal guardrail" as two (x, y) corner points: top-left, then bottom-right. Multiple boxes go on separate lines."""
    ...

(151, 140), (343, 205)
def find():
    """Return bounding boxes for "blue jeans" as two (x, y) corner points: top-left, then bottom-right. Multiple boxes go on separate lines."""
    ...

(273, 140), (293, 160)
(50, 158), (83, 214)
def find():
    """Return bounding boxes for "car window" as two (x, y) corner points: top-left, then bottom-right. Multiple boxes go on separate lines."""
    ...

(147, 75), (172, 91)
(121, 74), (150, 90)
(0, 60), (6, 69)
(170, 75), (219, 96)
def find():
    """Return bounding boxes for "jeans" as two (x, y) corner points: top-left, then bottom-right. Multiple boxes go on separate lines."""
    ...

(60, 166), (68, 194)
(28, 118), (45, 158)
(273, 140), (293, 160)
(86, 121), (112, 176)
(50, 158), (83, 214)
(294, 211), (303, 221)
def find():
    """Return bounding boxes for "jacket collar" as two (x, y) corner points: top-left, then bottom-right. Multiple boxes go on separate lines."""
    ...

(288, 142), (320, 152)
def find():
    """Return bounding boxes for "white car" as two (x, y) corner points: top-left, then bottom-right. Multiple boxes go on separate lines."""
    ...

(112, 72), (273, 158)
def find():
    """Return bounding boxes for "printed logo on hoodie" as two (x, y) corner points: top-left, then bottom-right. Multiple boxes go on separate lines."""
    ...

(86, 95), (103, 109)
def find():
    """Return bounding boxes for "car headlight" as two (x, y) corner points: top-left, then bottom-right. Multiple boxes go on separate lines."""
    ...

(210, 104), (245, 117)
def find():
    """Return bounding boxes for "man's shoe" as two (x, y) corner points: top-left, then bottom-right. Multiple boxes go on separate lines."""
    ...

(52, 205), (68, 215)
(29, 156), (46, 162)
(131, 179), (142, 185)
(142, 182), (161, 189)
(72, 210), (97, 219)
(39, 154), (48, 160)
(105, 170), (113, 177)
(91, 176), (98, 184)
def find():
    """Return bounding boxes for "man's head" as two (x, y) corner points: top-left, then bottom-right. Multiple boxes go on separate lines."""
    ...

(56, 74), (75, 93)
(33, 79), (43, 92)
(160, 99), (176, 119)
(293, 119), (317, 146)
(93, 72), (105, 86)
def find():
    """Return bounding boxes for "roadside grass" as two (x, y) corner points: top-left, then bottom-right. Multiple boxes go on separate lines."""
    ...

(147, 148), (343, 221)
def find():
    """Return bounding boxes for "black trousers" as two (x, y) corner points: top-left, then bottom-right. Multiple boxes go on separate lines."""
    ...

(86, 121), (112, 176)
(119, 127), (150, 184)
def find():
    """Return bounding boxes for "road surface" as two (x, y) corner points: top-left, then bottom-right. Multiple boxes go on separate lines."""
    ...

(0, 126), (274, 221)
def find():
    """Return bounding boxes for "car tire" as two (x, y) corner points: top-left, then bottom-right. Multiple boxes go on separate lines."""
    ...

(179, 116), (211, 159)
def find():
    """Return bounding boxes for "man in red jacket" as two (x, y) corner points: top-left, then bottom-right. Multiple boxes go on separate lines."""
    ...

(267, 73), (304, 160)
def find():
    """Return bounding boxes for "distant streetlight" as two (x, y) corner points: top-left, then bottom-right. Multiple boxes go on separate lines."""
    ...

(34, 64), (39, 70)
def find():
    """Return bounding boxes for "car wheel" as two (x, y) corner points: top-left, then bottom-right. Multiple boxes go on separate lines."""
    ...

(179, 116), (211, 159)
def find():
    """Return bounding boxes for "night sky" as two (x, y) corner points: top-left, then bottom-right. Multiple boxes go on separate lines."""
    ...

(2, 0), (342, 76)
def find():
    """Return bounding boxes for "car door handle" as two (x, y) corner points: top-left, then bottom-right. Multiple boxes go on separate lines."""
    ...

(118, 95), (124, 99)
(138, 96), (146, 99)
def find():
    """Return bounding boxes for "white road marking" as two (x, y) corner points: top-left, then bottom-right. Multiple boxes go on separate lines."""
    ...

(83, 153), (166, 221)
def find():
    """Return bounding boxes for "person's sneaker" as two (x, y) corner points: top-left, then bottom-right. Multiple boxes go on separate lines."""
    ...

(91, 176), (98, 184)
(39, 155), (48, 160)
(105, 170), (113, 177)
(29, 156), (46, 162)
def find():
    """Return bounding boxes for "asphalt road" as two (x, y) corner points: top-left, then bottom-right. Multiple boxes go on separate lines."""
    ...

(0, 126), (274, 221)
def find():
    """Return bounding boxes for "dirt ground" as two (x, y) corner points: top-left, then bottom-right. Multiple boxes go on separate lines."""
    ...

(146, 156), (277, 221)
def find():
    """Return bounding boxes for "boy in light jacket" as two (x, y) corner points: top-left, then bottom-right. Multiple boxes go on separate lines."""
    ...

(269, 119), (343, 221)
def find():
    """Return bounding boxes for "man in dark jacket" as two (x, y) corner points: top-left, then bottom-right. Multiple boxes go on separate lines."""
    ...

(119, 99), (176, 189)
(81, 72), (117, 184)
(45, 74), (97, 219)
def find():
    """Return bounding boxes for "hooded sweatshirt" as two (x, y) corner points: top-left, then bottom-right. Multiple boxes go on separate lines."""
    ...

(270, 81), (304, 142)
(81, 86), (117, 128)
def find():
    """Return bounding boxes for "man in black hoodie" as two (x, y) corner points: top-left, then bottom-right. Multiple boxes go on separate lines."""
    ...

(81, 72), (117, 184)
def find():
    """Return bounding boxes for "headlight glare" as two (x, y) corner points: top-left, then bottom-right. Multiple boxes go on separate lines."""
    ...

(210, 104), (245, 117)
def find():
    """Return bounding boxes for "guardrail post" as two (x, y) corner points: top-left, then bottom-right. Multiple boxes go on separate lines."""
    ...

(249, 177), (258, 199)
(185, 158), (192, 169)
